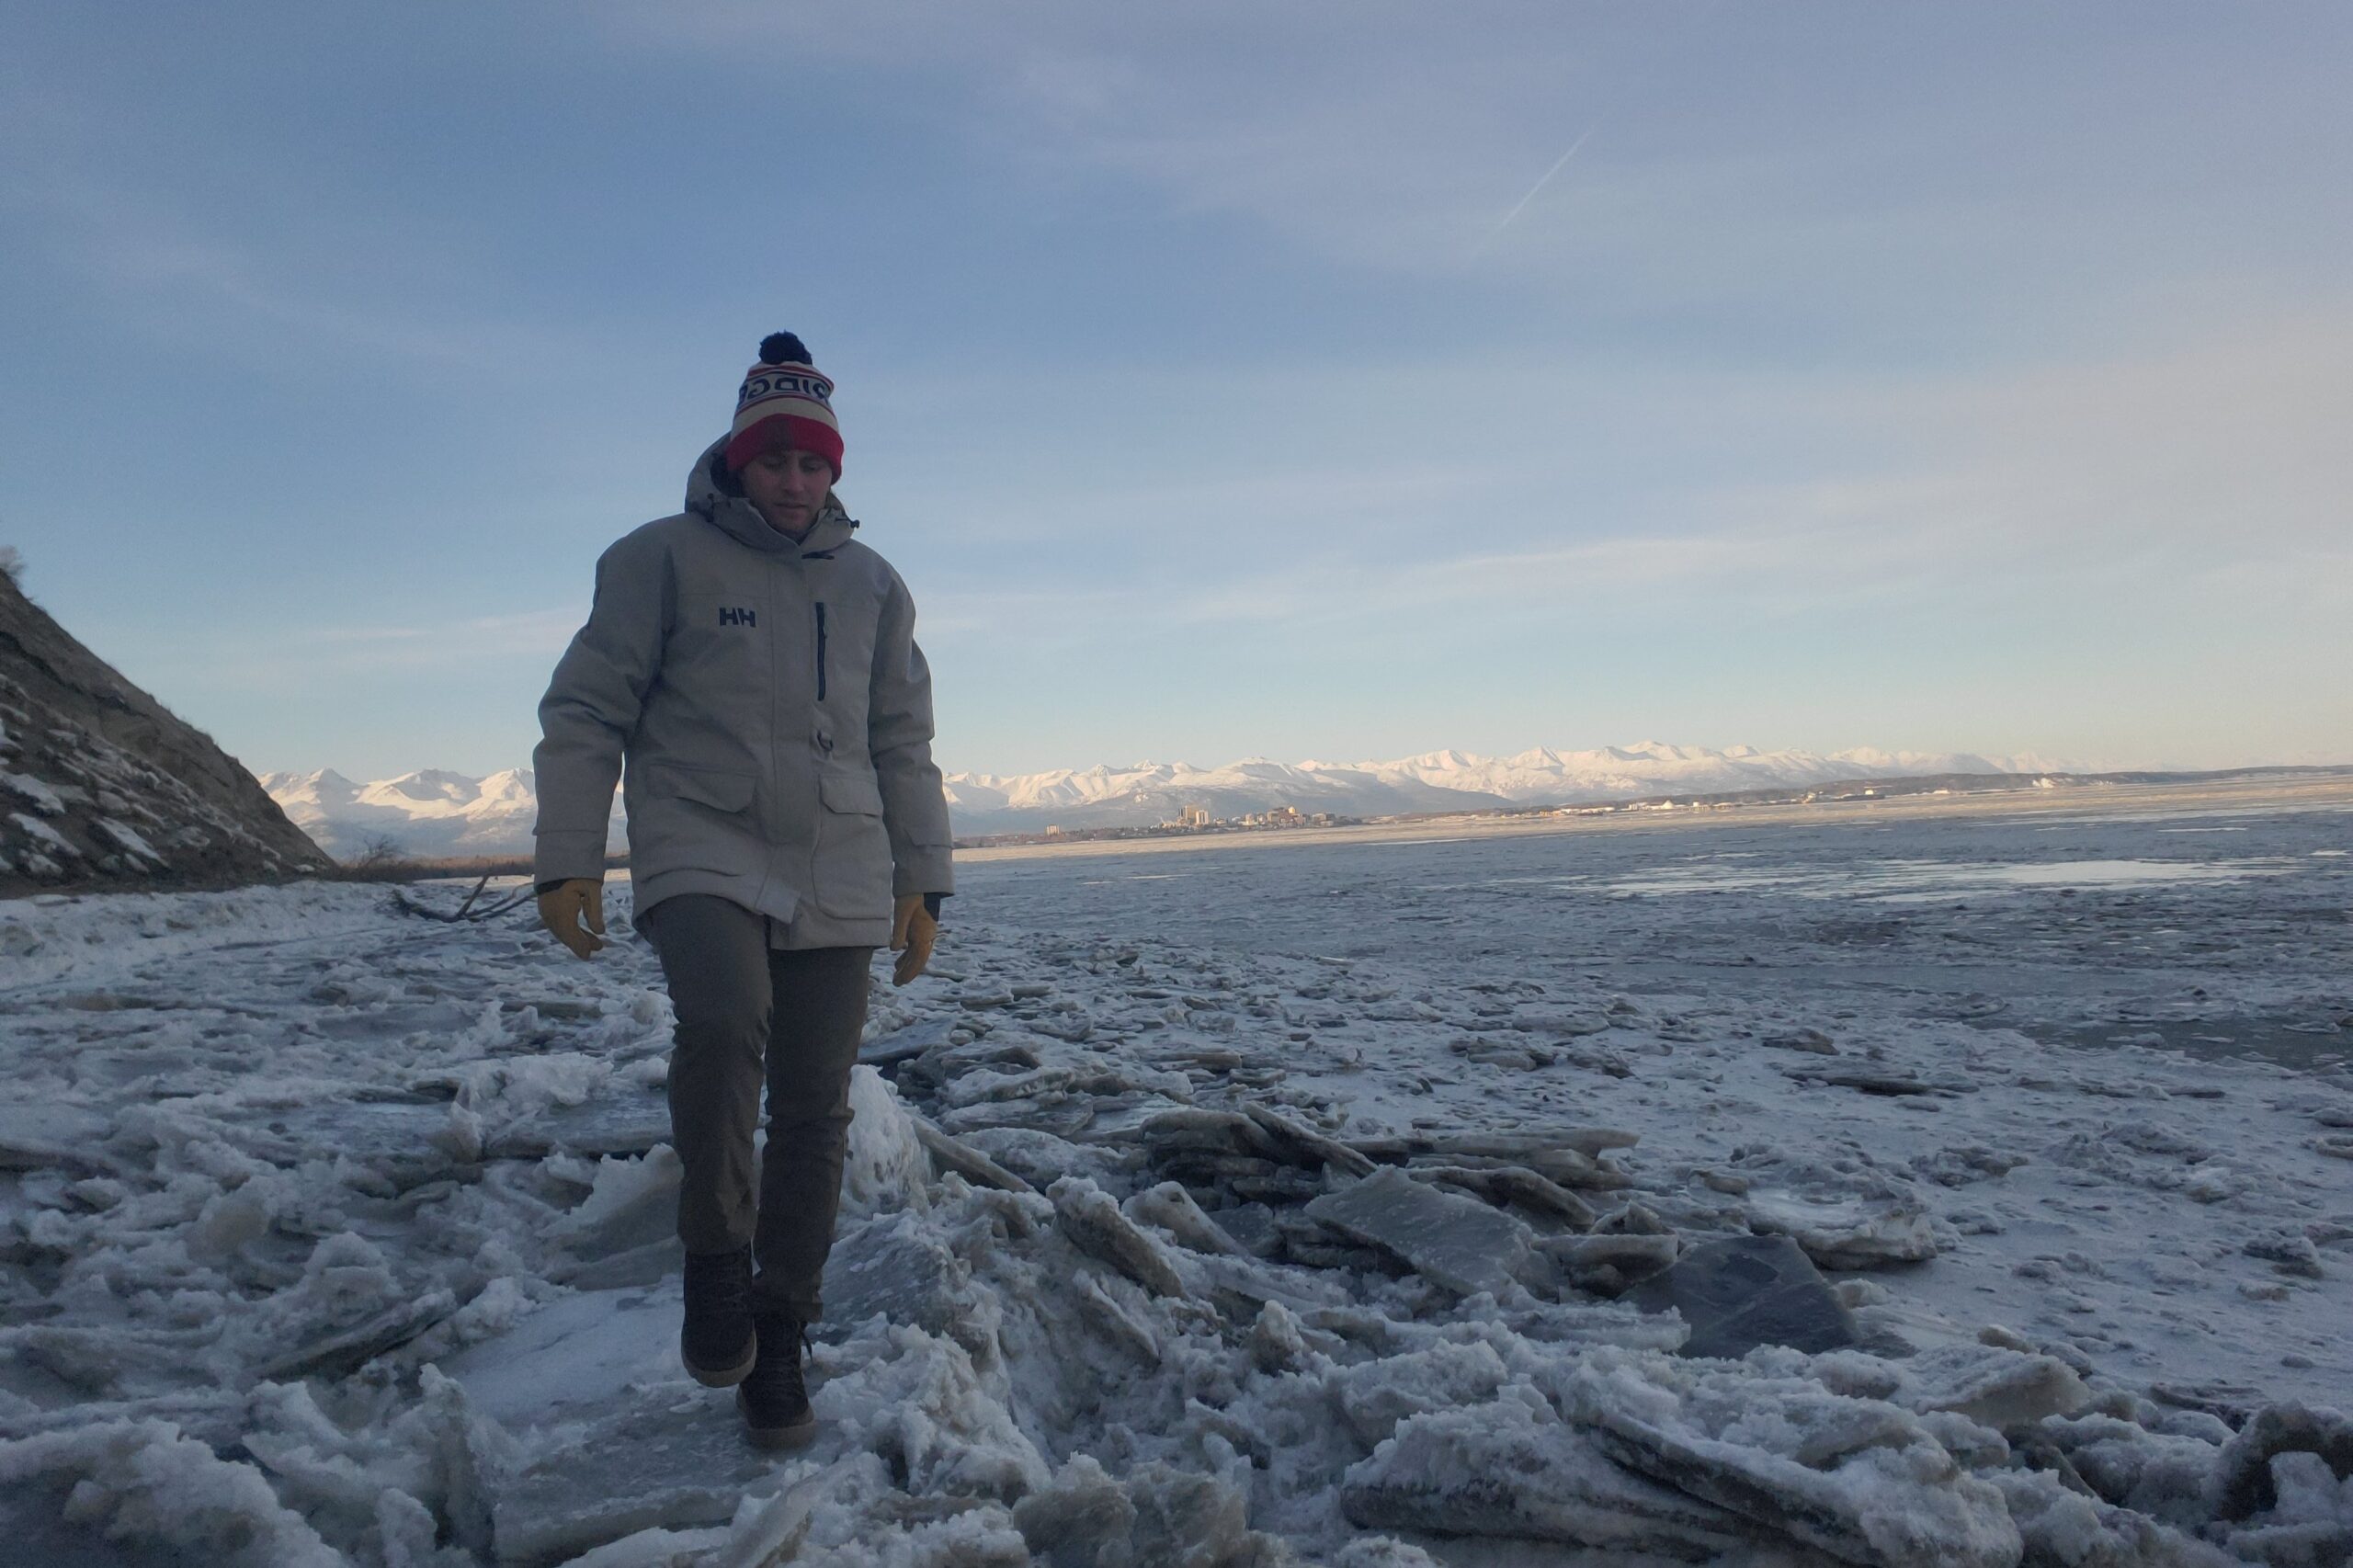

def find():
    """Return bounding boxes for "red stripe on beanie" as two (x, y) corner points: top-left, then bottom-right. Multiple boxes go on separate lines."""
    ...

(724, 413), (845, 476)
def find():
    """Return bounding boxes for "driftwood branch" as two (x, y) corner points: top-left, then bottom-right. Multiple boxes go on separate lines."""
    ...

(390, 873), (536, 924)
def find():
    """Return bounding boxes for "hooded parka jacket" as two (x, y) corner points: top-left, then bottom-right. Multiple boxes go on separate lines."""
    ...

(531, 439), (954, 949)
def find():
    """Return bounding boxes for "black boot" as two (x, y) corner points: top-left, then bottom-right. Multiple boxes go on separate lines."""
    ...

(736, 1309), (816, 1449)
(679, 1246), (757, 1388)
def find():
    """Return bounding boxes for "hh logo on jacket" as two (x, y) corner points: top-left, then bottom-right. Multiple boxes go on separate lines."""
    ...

(719, 607), (756, 627)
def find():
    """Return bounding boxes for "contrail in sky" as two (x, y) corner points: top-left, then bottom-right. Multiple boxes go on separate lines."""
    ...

(1473, 127), (1596, 256)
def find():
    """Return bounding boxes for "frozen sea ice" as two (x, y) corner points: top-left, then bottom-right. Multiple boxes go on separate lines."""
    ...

(1302, 1165), (1533, 1299)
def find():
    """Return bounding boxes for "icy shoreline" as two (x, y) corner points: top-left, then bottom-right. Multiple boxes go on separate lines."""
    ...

(1, 784), (2348, 1564)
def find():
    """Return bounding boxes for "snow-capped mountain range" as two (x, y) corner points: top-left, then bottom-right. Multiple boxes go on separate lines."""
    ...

(261, 742), (2052, 859)
(256, 767), (548, 860)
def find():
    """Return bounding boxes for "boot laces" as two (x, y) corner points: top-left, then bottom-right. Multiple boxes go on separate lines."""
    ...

(748, 1312), (809, 1402)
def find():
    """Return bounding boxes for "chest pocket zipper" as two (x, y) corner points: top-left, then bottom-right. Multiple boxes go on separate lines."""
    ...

(813, 602), (828, 700)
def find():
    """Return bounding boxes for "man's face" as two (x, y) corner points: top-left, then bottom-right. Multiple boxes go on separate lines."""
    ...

(739, 448), (834, 536)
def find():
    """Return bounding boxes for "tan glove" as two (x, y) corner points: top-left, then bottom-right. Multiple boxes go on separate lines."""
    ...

(890, 893), (938, 987)
(538, 878), (607, 960)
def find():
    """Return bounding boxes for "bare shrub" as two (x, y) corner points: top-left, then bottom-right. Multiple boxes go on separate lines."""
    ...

(328, 838), (552, 885)
(333, 833), (427, 882)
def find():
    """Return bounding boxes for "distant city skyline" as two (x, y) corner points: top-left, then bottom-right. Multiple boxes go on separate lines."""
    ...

(4, 3), (2347, 780)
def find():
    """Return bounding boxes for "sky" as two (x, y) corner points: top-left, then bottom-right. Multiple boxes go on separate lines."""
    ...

(3, 1), (2348, 781)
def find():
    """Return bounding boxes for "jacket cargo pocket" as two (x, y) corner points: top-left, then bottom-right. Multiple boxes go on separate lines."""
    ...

(628, 763), (756, 876)
(817, 771), (884, 816)
(644, 763), (756, 812)
(813, 767), (892, 918)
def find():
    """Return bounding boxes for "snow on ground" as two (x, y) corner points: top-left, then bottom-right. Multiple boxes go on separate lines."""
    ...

(1, 778), (2348, 1565)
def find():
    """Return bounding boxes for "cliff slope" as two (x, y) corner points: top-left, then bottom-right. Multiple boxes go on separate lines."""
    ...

(0, 569), (328, 894)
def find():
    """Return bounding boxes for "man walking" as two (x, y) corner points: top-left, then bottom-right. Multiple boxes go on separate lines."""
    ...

(531, 332), (953, 1448)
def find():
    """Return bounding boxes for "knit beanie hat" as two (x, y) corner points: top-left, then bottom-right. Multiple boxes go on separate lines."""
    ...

(723, 332), (844, 476)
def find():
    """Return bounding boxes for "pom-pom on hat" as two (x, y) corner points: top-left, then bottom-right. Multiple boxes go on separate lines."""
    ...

(724, 331), (844, 476)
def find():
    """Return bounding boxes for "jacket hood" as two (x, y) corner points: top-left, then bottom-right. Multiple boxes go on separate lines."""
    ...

(685, 437), (858, 555)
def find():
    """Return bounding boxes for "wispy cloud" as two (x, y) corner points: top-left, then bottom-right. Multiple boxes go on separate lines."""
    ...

(909, 297), (2353, 641)
(187, 608), (583, 685)
(609, 0), (2350, 334)
(922, 509), (1936, 648)
(0, 93), (548, 369)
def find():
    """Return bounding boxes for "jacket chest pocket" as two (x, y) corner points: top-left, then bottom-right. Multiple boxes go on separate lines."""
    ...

(812, 598), (875, 722)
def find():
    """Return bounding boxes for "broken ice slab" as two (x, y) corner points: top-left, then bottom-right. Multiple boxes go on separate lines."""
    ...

(1820, 1343), (2090, 1429)
(1185, 1248), (1359, 1319)
(838, 1066), (931, 1219)
(1494, 1299), (1691, 1353)
(256, 1095), (449, 1153)
(489, 1388), (802, 1565)
(1776, 1062), (1972, 1096)
(483, 1091), (673, 1160)
(1328, 1340), (1510, 1447)
(1276, 1223), (1392, 1274)
(1015, 1457), (1290, 1568)
(249, 1288), (459, 1382)
(1415, 1164), (1600, 1229)
(1349, 1129), (1636, 1191)
(1746, 1192), (1943, 1269)
(553, 1235), (682, 1291)
(0, 1103), (120, 1176)
(1586, 1405), (2024, 1568)
(937, 1097), (1097, 1140)
(439, 1285), (680, 1427)
(1051, 1176), (1187, 1298)
(906, 1112), (1036, 1194)
(1510, 1007), (1614, 1037)
(940, 1061), (1086, 1108)
(1622, 1235), (1858, 1359)
(2148, 1380), (2272, 1428)
(891, 1035), (1035, 1098)
(1340, 1395), (1766, 1558)
(819, 1208), (985, 1352)
(1990, 1470), (2239, 1568)
(2211, 1402), (2353, 1522)
(971, 1061), (1190, 1109)
(954, 1124), (1128, 1188)
(1072, 1087), (1198, 1137)
(1124, 1181), (1251, 1257)
(857, 1014), (961, 1069)
(1352, 1127), (1639, 1162)
(1131, 1108), (1286, 1160)
(1240, 1102), (1375, 1176)
(1074, 1270), (1162, 1363)
(0, 1480), (200, 1568)
(1157, 1155), (1296, 1204)
(1303, 1165), (1533, 1299)
(1540, 1232), (1681, 1296)
(1569, 1355), (2025, 1568)
(202, 1095), (480, 1191)
(1209, 1201), (1282, 1257)
(544, 1147), (682, 1265)
(501, 996), (604, 1021)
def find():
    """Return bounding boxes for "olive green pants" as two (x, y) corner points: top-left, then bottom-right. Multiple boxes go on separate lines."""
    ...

(640, 894), (871, 1321)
